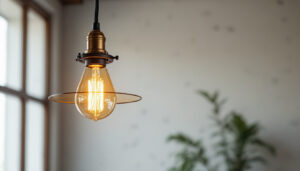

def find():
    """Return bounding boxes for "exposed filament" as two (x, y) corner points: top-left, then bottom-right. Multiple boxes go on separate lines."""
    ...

(88, 68), (104, 114)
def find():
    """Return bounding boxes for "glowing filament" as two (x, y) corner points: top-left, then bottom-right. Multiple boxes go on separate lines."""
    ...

(88, 68), (104, 114)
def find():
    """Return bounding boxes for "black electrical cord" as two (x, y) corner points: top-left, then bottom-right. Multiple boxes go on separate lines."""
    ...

(93, 0), (100, 30)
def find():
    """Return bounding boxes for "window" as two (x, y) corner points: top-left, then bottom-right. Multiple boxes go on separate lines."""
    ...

(0, 0), (51, 170)
(0, 16), (8, 170)
(0, 16), (8, 86)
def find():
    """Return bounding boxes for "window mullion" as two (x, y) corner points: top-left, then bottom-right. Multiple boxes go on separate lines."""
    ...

(43, 18), (51, 171)
(20, 5), (28, 171)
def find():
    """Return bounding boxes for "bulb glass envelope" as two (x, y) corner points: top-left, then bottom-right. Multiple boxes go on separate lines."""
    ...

(48, 92), (141, 104)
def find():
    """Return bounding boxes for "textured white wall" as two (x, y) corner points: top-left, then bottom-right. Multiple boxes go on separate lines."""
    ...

(60, 0), (300, 171)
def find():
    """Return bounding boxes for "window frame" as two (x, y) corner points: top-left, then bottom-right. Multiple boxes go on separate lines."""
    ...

(0, 0), (51, 171)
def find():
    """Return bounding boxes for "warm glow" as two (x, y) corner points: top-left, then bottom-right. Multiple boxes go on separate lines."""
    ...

(88, 64), (103, 68)
(88, 67), (104, 114)
(75, 66), (116, 121)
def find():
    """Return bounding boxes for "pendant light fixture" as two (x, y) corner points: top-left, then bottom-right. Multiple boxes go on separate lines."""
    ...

(49, 0), (141, 121)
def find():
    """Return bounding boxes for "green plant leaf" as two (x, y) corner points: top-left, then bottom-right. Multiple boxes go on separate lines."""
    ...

(197, 90), (209, 98)
(251, 138), (276, 156)
(231, 112), (247, 131)
(226, 112), (251, 139)
(175, 149), (198, 171)
(213, 105), (220, 115)
(211, 91), (219, 103)
(167, 133), (202, 148)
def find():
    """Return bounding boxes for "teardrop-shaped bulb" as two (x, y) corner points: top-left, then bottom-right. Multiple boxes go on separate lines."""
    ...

(75, 65), (116, 121)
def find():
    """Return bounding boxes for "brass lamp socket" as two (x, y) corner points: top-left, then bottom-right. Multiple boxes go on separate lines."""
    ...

(86, 30), (107, 54)
(76, 30), (119, 67)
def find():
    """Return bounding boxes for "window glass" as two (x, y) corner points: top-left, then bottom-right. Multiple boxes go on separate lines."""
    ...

(0, 0), (23, 90)
(0, 93), (21, 171)
(25, 100), (45, 171)
(0, 16), (8, 87)
(0, 94), (5, 171)
(26, 9), (46, 98)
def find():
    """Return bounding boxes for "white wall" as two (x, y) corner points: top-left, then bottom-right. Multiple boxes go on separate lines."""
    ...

(60, 0), (300, 171)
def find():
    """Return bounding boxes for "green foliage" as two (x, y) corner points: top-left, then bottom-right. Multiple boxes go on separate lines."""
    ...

(167, 90), (276, 171)
(167, 133), (209, 171)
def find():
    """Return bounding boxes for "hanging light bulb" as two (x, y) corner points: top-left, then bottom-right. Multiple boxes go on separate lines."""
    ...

(75, 66), (116, 120)
(48, 0), (141, 121)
